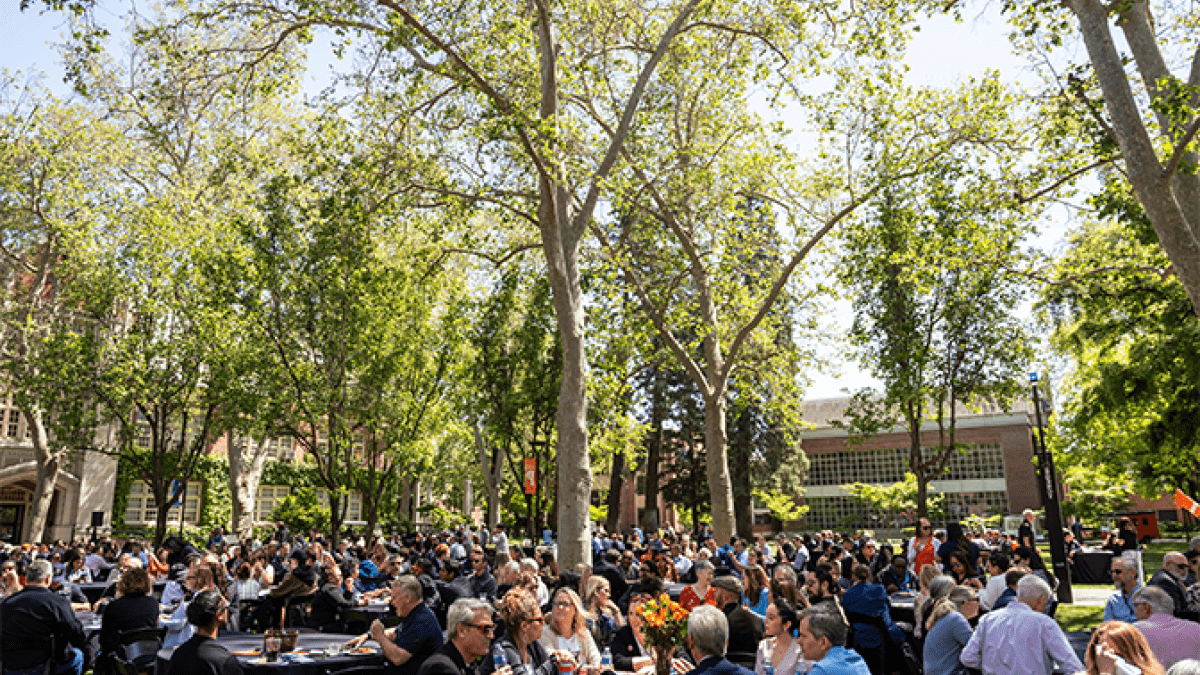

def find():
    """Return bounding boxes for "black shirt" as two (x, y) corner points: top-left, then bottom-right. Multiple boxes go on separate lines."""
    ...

(417, 641), (477, 675)
(0, 585), (88, 669)
(165, 634), (244, 675)
(309, 582), (356, 630)
(99, 594), (160, 655)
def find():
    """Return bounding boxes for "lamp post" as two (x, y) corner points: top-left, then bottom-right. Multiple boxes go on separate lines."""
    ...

(1030, 372), (1072, 603)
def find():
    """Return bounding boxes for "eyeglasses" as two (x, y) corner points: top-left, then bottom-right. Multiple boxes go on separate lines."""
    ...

(463, 622), (496, 635)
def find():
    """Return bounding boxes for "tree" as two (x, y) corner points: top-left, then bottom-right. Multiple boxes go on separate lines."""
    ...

(844, 473), (945, 530)
(0, 90), (117, 542)
(836, 154), (1035, 518)
(1039, 179), (1200, 502)
(1004, 0), (1200, 316)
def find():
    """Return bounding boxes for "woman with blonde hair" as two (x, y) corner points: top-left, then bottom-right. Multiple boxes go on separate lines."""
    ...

(583, 575), (624, 646)
(1084, 622), (1166, 675)
(482, 587), (577, 675)
(540, 587), (600, 669)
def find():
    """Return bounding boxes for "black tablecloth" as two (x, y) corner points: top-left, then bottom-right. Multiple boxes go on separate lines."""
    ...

(1073, 552), (1112, 584)
(79, 581), (167, 604)
(888, 592), (916, 626)
(156, 633), (385, 675)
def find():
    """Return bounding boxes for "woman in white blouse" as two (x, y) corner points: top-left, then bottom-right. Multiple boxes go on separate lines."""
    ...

(539, 587), (600, 671)
(755, 599), (811, 675)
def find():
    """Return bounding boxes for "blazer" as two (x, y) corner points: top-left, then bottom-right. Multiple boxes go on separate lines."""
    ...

(689, 655), (754, 675)
(609, 625), (647, 672)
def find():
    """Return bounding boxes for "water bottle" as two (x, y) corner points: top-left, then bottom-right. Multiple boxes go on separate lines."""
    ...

(765, 664), (775, 675)
(494, 645), (508, 670)
(601, 648), (612, 672)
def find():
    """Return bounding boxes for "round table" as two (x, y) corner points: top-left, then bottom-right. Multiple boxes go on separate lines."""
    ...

(156, 633), (386, 675)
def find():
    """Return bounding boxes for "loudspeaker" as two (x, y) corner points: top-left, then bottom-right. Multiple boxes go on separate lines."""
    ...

(92, 511), (105, 527)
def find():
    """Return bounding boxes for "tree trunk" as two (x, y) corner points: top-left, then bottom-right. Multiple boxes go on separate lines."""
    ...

(1068, 0), (1200, 316)
(473, 422), (504, 529)
(730, 411), (753, 538)
(605, 448), (625, 535)
(25, 409), (59, 544)
(400, 475), (413, 524)
(642, 379), (663, 532)
(228, 431), (270, 541)
(704, 392), (736, 544)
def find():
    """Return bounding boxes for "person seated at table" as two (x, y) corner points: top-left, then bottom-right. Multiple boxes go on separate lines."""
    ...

(96, 567), (160, 675)
(754, 599), (809, 675)
(679, 604), (746, 675)
(228, 563), (261, 604)
(253, 549), (317, 630)
(164, 589), (243, 675)
(417, 598), (500, 675)
(347, 575), (443, 675)
(794, 605), (870, 675)
(582, 574), (624, 647)
(611, 593), (654, 672)
(712, 575), (763, 655)
(979, 552), (1010, 611)
(769, 579), (805, 610)
(803, 569), (839, 611)
(147, 547), (172, 581)
(743, 565), (770, 618)
(990, 570), (1024, 611)
(878, 555), (913, 593)
(164, 565), (219, 648)
(945, 551), (984, 591)
(309, 560), (359, 632)
(480, 586), (576, 675)
(921, 585), (978, 675)
(841, 564), (904, 653)
(63, 549), (92, 585)
(911, 564), (941, 631)
(539, 587), (600, 668)
(936, 523), (980, 574)
(1, 558), (23, 597)
(49, 571), (92, 612)
(1081, 621), (1166, 675)
(0, 559), (88, 675)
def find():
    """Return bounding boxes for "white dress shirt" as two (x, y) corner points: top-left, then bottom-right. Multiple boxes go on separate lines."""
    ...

(961, 601), (1083, 675)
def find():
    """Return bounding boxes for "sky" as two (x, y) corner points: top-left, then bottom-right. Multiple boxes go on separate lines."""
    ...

(0, 2), (1058, 400)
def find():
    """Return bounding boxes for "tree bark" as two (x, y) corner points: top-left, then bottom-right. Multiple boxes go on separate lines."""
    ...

(642, 378), (663, 532)
(25, 409), (59, 544)
(473, 421), (504, 529)
(228, 431), (270, 541)
(704, 391), (736, 544)
(605, 448), (625, 535)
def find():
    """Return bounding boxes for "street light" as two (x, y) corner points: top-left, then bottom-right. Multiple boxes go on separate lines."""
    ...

(1030, 372), (1072, 603)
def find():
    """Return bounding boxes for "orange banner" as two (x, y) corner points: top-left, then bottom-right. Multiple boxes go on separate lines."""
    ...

(1173, 489), (1200, 517)
(524, 457), (536, 494)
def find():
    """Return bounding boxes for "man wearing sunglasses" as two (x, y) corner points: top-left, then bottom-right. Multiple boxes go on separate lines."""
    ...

(418, 599), (499, 675)
(1147, 551), (1190, 617)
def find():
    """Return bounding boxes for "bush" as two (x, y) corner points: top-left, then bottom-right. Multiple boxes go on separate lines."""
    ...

(270, 487), (330, 534)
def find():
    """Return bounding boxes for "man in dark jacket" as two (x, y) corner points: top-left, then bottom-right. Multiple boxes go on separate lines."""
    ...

(417, 599), (494, 675)
(711, 576), (762, 656)
(0, 559), (89, 675)
(1149, 552), (1190, 616)
(593, 550), (629, 604)
(164, 590), (243, 675)
(682, 605), (751, 675)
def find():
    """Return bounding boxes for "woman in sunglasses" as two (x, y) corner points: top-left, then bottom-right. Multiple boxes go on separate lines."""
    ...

(908, 518), (937, 575)
(0, 560), (22, 597)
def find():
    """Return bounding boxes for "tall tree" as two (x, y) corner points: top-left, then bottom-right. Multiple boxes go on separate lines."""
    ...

(836, 159), (1034, 517)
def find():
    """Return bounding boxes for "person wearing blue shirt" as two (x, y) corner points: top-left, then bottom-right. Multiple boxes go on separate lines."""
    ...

(840, 565), (904, 650)
(1104, 552), (1142, 623)
(347, 576), (443, 675)
(877, 555), (913, 593)
(794, 606), (870, 675)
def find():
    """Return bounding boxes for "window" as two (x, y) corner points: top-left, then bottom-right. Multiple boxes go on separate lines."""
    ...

(807, 443), (1006, 487)
(7, 410), (20, 438)
(135, 426), (152, 450)
(125, 481), (201, 525)
(0, 393), (22, 439)
(316, 489), (363, 522)
(256, 485), (291, 522)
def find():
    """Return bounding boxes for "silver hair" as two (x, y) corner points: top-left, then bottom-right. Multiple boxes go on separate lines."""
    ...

(1118, 551), (1140, 569)
(693, 560), (714, 575)
(772, 565), (796, 583)
(687, 605), (729, 658)
(447, 598), (492, 640)
(1016, 574), (1052, 602)
(26, 559), (53, 584)
(1132, 586), (1175, 616)
(1189, 536), (1200, 550)
(799, 606), (847, 647)
(519, 558), (539, 572)
(1167, 660), (1200, 675)
(928, 575), (957, 603)
(392, 575), (423, 600)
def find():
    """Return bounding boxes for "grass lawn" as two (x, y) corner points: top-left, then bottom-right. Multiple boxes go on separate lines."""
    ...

(1055, 603), (1103, 633)
(1037, 539), (1187, 582)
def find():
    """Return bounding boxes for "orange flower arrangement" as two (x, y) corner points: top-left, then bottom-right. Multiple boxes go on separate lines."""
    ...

(638, 594), (690, 650)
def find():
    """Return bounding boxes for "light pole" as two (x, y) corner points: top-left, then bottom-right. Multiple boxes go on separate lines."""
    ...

(1030, 372), (1072, 603)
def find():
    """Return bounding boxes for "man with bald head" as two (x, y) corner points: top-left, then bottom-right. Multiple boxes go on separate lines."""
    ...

(1148, 552), (1190, 616)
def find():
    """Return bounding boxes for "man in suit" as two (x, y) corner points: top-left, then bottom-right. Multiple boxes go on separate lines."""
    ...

(681, 605), (751, 675)
(710, 576), (762, 655)
(417, 598), (495, 675)
(594, 550), (629, 606)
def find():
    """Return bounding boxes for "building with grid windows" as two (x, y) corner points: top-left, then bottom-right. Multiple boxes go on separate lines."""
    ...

(796, 396), (1044, 533)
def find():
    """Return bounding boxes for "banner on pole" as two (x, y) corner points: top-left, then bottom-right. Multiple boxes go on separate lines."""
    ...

(1173, 489), (1200, 517)
(524, 458), (536, 495)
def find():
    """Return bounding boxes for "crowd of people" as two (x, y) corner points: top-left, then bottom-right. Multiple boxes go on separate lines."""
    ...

(1, 513), (1200, 675)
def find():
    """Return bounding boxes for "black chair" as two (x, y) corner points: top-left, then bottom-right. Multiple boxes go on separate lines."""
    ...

(342, 608), (371, 634)
(112, 655), (141, 675)
(844, 610), (889, 675)
(116, 626), (167, 671)
(725, 652), (756, 669)
(285, 594), (316, 629)
(381, 615), (403, 629)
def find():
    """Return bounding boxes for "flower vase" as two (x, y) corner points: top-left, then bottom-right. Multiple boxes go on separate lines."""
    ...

(655, 647), (673, 675)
